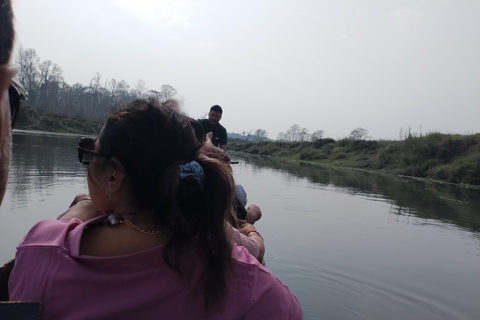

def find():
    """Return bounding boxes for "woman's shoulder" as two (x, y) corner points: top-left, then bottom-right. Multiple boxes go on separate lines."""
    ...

(230, 245), (303, 319)
(19, 215), (105, 248)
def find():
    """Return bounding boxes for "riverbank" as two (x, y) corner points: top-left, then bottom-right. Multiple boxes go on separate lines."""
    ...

(16, 105), (102, 135)
(15, 106), (480, 187)
(229, 133), (480, 187)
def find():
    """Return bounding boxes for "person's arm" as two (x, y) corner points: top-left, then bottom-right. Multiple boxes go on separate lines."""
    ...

(57, 194), (102, 221)
(230, 225), (261, 261)
(238, 223), (265, 263)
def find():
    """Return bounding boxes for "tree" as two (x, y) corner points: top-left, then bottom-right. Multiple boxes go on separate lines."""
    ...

(311, 130), (325, 141)
(276, 132), (287, 141)
(253, 129), (268, 142)
(37, 60), (64, 112)
(133, 79), (146, 98)
(242, 130), (253, 141)
(147, 84), (177, 103)
(298, 127), (310, 142)
(11, 46), (185, 123)
(16, 47), (40, 94)
(277, 124), (310, 142)
(116, 80), (131, 101)
(349, 127), (369, 140)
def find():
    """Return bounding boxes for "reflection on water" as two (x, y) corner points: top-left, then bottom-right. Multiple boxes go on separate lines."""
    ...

(230, 154), (480, 320)
(1, 133), (480, 320)
(238, 155), (480, 234)
(1, 131), (89, 265)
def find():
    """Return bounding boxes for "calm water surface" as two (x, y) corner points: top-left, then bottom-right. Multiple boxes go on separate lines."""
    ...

(1, 131), (480, 320)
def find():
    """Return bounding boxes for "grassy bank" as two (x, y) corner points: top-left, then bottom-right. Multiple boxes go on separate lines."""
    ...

(15, 105), (102, 135)
(229, 133), (480, 187)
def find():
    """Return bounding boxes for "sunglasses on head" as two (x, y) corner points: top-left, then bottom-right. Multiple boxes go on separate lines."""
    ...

(8, 79), (27, 128)
(78, 137), (98, 165)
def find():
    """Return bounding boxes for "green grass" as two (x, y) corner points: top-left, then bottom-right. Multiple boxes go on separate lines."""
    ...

(229, 134), (480, 187)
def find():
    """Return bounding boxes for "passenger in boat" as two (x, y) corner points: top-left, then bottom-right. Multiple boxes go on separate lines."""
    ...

(0, 0), (28, 302)
(9, 98), (303, 319)
(201, 133), (262, 224)
(199, 138), (265, 263)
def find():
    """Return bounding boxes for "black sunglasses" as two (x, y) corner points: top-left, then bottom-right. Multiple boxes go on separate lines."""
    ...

(8, 79), (27, 128)
(78, 137), (99, 165)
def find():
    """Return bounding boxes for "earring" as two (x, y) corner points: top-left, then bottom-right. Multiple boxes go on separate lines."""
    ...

(106, 189), (111, 200)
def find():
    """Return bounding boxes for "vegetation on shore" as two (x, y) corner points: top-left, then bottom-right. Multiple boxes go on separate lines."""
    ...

(14, 100), (480, 188)
(15, 105), (102, 135)
(229, 133), (480, 187)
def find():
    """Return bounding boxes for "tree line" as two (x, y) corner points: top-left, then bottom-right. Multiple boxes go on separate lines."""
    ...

(15, 47), (179, 120)
(15, 46), (371, 142)
(275, 125), (369, 142)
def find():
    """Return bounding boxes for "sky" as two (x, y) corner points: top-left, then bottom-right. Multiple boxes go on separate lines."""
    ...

(11, 0), (480, 140)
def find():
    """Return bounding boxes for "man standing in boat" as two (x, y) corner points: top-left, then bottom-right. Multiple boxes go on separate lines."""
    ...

(198, 105), (227, 151)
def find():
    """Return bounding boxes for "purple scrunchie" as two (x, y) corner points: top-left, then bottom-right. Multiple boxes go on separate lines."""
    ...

(178, 161), (204, 187)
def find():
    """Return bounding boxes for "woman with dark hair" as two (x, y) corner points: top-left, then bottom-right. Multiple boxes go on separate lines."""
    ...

(9, 99), (302, 319)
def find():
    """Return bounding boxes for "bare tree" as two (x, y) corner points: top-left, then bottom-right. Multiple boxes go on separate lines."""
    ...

(298, 127), (310, 142)
(281, 124), (310, 141)
(133, 79), (146, 98)
(38, 60), (53, 87)
(108, 78), (118, 107)
(116, 80), (131, 101)
(12, 46), (187, 125)
(242, 130), (253, 141)
(16, 47), (40, 94)
(149, 84), (178, 103)
(89, 73), (102, 91)
(253, 129), (268, 142)
(311, 130), (325, 141)
(276, 132), (287, 141)
(349, 127), (369, 140)
(286, 124), (302, 141)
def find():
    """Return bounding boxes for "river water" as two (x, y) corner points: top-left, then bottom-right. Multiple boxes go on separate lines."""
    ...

(1, 131), (479, 319)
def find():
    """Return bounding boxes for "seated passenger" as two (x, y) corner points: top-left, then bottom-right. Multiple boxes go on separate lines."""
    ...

(9, 98), (303, 319)
(199, 136), (265, 262)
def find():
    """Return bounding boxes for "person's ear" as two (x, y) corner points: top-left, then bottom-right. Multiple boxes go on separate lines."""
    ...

(107, 158), (126, 192)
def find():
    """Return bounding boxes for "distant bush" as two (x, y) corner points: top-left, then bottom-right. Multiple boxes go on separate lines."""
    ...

(258, 142), (281, 155)
(299, 147), (327, 160)
(321, 143), (335, 155)
(246, 145), (260, 154)
(312, 138), (335, 149)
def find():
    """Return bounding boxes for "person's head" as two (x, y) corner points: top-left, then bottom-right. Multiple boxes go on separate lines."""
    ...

(87, 98), (205, 214)
(79, 98), (235, 310)
(208, 105), (222, 125)
(0, 0), (16, 206)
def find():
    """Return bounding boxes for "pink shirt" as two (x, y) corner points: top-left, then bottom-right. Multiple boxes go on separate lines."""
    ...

(9, 216), (302, 319)
(230, 225), (261, 259)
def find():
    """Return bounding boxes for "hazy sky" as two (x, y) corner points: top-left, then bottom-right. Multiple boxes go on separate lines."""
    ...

(11, 0), (480, 140)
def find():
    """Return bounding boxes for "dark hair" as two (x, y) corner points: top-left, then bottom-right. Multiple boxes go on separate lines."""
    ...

(0, 0), (14, 65)
(210, 105), (223, 114)
(98, 98), (234, 310)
